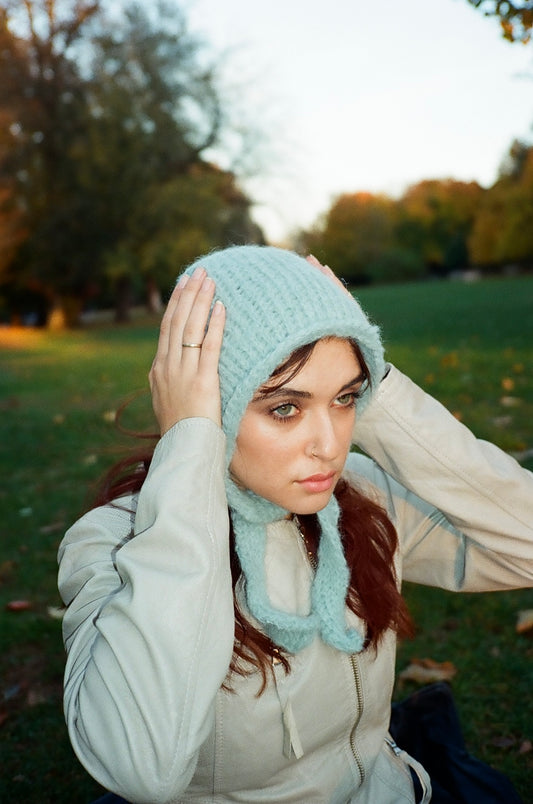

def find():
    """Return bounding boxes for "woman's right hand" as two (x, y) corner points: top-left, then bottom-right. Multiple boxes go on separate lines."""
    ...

(149, 266), (226, 435)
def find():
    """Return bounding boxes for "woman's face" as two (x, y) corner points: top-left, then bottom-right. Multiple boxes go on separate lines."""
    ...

(230, 338), (366, 515)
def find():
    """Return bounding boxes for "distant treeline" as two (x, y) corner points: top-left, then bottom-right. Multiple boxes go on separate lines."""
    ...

(1, 1), (532, 328)
(298, 139), (533, 285)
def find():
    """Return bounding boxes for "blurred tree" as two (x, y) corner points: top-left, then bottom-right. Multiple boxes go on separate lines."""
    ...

(302, 182), (483, 285)
(396, 179), (483, 276)
(0, 1), (261, 326)
(466, 0), (533, 44)
(107, 162), (264, 318)
(0, 0), (99, 324)
(305, 192), (422, 285)
(469, 140), (533, 267)
(319, 193), (394, 283)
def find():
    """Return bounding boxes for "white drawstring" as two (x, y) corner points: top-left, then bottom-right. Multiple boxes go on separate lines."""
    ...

(386, 737), (432, 803)
(272, 661), (304, 760)
(281, 699), (304, 760)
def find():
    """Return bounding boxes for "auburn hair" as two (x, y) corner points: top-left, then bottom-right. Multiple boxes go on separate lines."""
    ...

(91, 338), (413, 692)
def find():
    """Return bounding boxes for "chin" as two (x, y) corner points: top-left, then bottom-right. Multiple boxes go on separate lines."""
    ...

(292, 495), (333, 516)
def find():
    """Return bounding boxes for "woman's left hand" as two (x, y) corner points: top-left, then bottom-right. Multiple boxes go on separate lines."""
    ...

(306, 254), (352, 299)
(149, 267), (226, 435)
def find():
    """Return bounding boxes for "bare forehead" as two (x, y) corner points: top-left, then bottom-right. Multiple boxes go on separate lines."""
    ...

(256, 338), (362, 398)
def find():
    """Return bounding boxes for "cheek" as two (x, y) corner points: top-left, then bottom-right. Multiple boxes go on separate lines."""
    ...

(231, 419), (294, 480)
(341, 411), (356, 448)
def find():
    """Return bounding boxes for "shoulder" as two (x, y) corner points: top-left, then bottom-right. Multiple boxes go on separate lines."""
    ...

(343, 450), (412, 517)
(344, 450), (388, 492)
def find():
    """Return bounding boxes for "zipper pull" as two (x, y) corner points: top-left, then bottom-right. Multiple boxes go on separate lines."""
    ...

(385, 736), (402, 755)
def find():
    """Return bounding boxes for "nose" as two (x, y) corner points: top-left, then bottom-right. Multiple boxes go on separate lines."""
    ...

(306, 410), (341, 461)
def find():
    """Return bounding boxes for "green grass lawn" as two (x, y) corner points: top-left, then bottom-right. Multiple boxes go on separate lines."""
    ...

(1, 275), (532, 802)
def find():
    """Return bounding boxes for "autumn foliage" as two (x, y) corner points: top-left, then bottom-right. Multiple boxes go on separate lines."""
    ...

(302, 141), (533, 283)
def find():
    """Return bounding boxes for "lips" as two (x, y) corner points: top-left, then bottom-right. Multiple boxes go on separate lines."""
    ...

(296, 472), (336, 494)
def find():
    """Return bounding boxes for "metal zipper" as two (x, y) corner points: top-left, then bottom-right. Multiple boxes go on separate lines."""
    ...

(349, 654), (366, 784)
(293, 516), (317, 570)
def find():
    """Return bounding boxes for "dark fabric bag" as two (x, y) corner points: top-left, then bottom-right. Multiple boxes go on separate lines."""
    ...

(390, 681), (524, 804)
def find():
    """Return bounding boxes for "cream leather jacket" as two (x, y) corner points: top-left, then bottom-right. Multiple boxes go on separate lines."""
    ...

(58, 366), (533, 803)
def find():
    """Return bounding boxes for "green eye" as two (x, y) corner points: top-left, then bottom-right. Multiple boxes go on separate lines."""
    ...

(273, 403), (297, 418)
(336, 393), (356, 406)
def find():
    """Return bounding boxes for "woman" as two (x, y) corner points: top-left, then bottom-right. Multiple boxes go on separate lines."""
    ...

(58, 245), (533, 803)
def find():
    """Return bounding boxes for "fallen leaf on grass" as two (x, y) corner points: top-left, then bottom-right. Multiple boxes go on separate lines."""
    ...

(491, 415), (512, 428)
(440, 352), (458, 368)
(500, 396), (521, 408)
(47, 605), (65, 620)
(6, 600), (33, 612)
(102, 410), (116, 423)
(0, 395), (20, 410)
(510, 447), (533, 462)
(516, 610), (533, 634)
(399, 657), (457, 684)
(491, 736), (517, 749)
(27, 688), (48, 707)
(0, 560), (16, 582)
(39, 521), (65, 535)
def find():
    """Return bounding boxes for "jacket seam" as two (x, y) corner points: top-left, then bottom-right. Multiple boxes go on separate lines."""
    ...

(373, 393), (531, 529)
(161, 431), (229, 796)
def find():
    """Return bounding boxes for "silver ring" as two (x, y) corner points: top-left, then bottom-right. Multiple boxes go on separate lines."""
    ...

(182, 342), (203, 348)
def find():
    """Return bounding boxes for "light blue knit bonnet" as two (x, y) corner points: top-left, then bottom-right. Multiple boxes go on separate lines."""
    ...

(183, 245), (385, 654)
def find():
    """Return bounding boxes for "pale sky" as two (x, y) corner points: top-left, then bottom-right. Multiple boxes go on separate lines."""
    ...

(185, 0), (533, 243)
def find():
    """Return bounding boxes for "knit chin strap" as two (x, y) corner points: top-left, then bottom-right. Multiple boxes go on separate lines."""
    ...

(227, 481), (365, 654)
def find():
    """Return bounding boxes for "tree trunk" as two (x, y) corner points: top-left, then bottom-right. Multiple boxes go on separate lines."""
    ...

(114, 276), (133, 323)
(47, 296), (83, 329)
(146, 277), (163, 314)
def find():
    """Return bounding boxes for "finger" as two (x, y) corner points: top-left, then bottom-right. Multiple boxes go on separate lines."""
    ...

(306, 254), (322, 268)
(306, 254), (351, 297)
(196, 300), (225, 425)
(199, 300), (225, 370)
(306, 253), (334, 278)
(180, 274), (216, 350)
(154, 273), (190, 360)
(164, 266), (207, 352)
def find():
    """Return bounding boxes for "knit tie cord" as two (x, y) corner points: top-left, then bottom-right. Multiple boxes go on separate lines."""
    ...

(227, 482), (365, 655)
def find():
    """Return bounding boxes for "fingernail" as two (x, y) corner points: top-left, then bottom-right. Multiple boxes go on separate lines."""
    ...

(212, 300), (224, 315)
(192, 266), (206, 280)
(201, 276), (214, 292)
(177, 274), (189, 288)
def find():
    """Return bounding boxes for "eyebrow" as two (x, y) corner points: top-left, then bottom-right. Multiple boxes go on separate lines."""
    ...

(253, 372), (366, 402)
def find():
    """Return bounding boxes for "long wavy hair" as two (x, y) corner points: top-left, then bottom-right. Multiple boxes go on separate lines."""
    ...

(92, 338), (413, 692)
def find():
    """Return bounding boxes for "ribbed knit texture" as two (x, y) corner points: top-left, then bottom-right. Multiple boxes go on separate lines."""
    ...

(183, 245), (384, 654)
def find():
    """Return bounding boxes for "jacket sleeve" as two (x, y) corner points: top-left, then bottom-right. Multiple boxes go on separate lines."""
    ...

(58, 417), (234, 803)
(351, 364), (533, 591)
